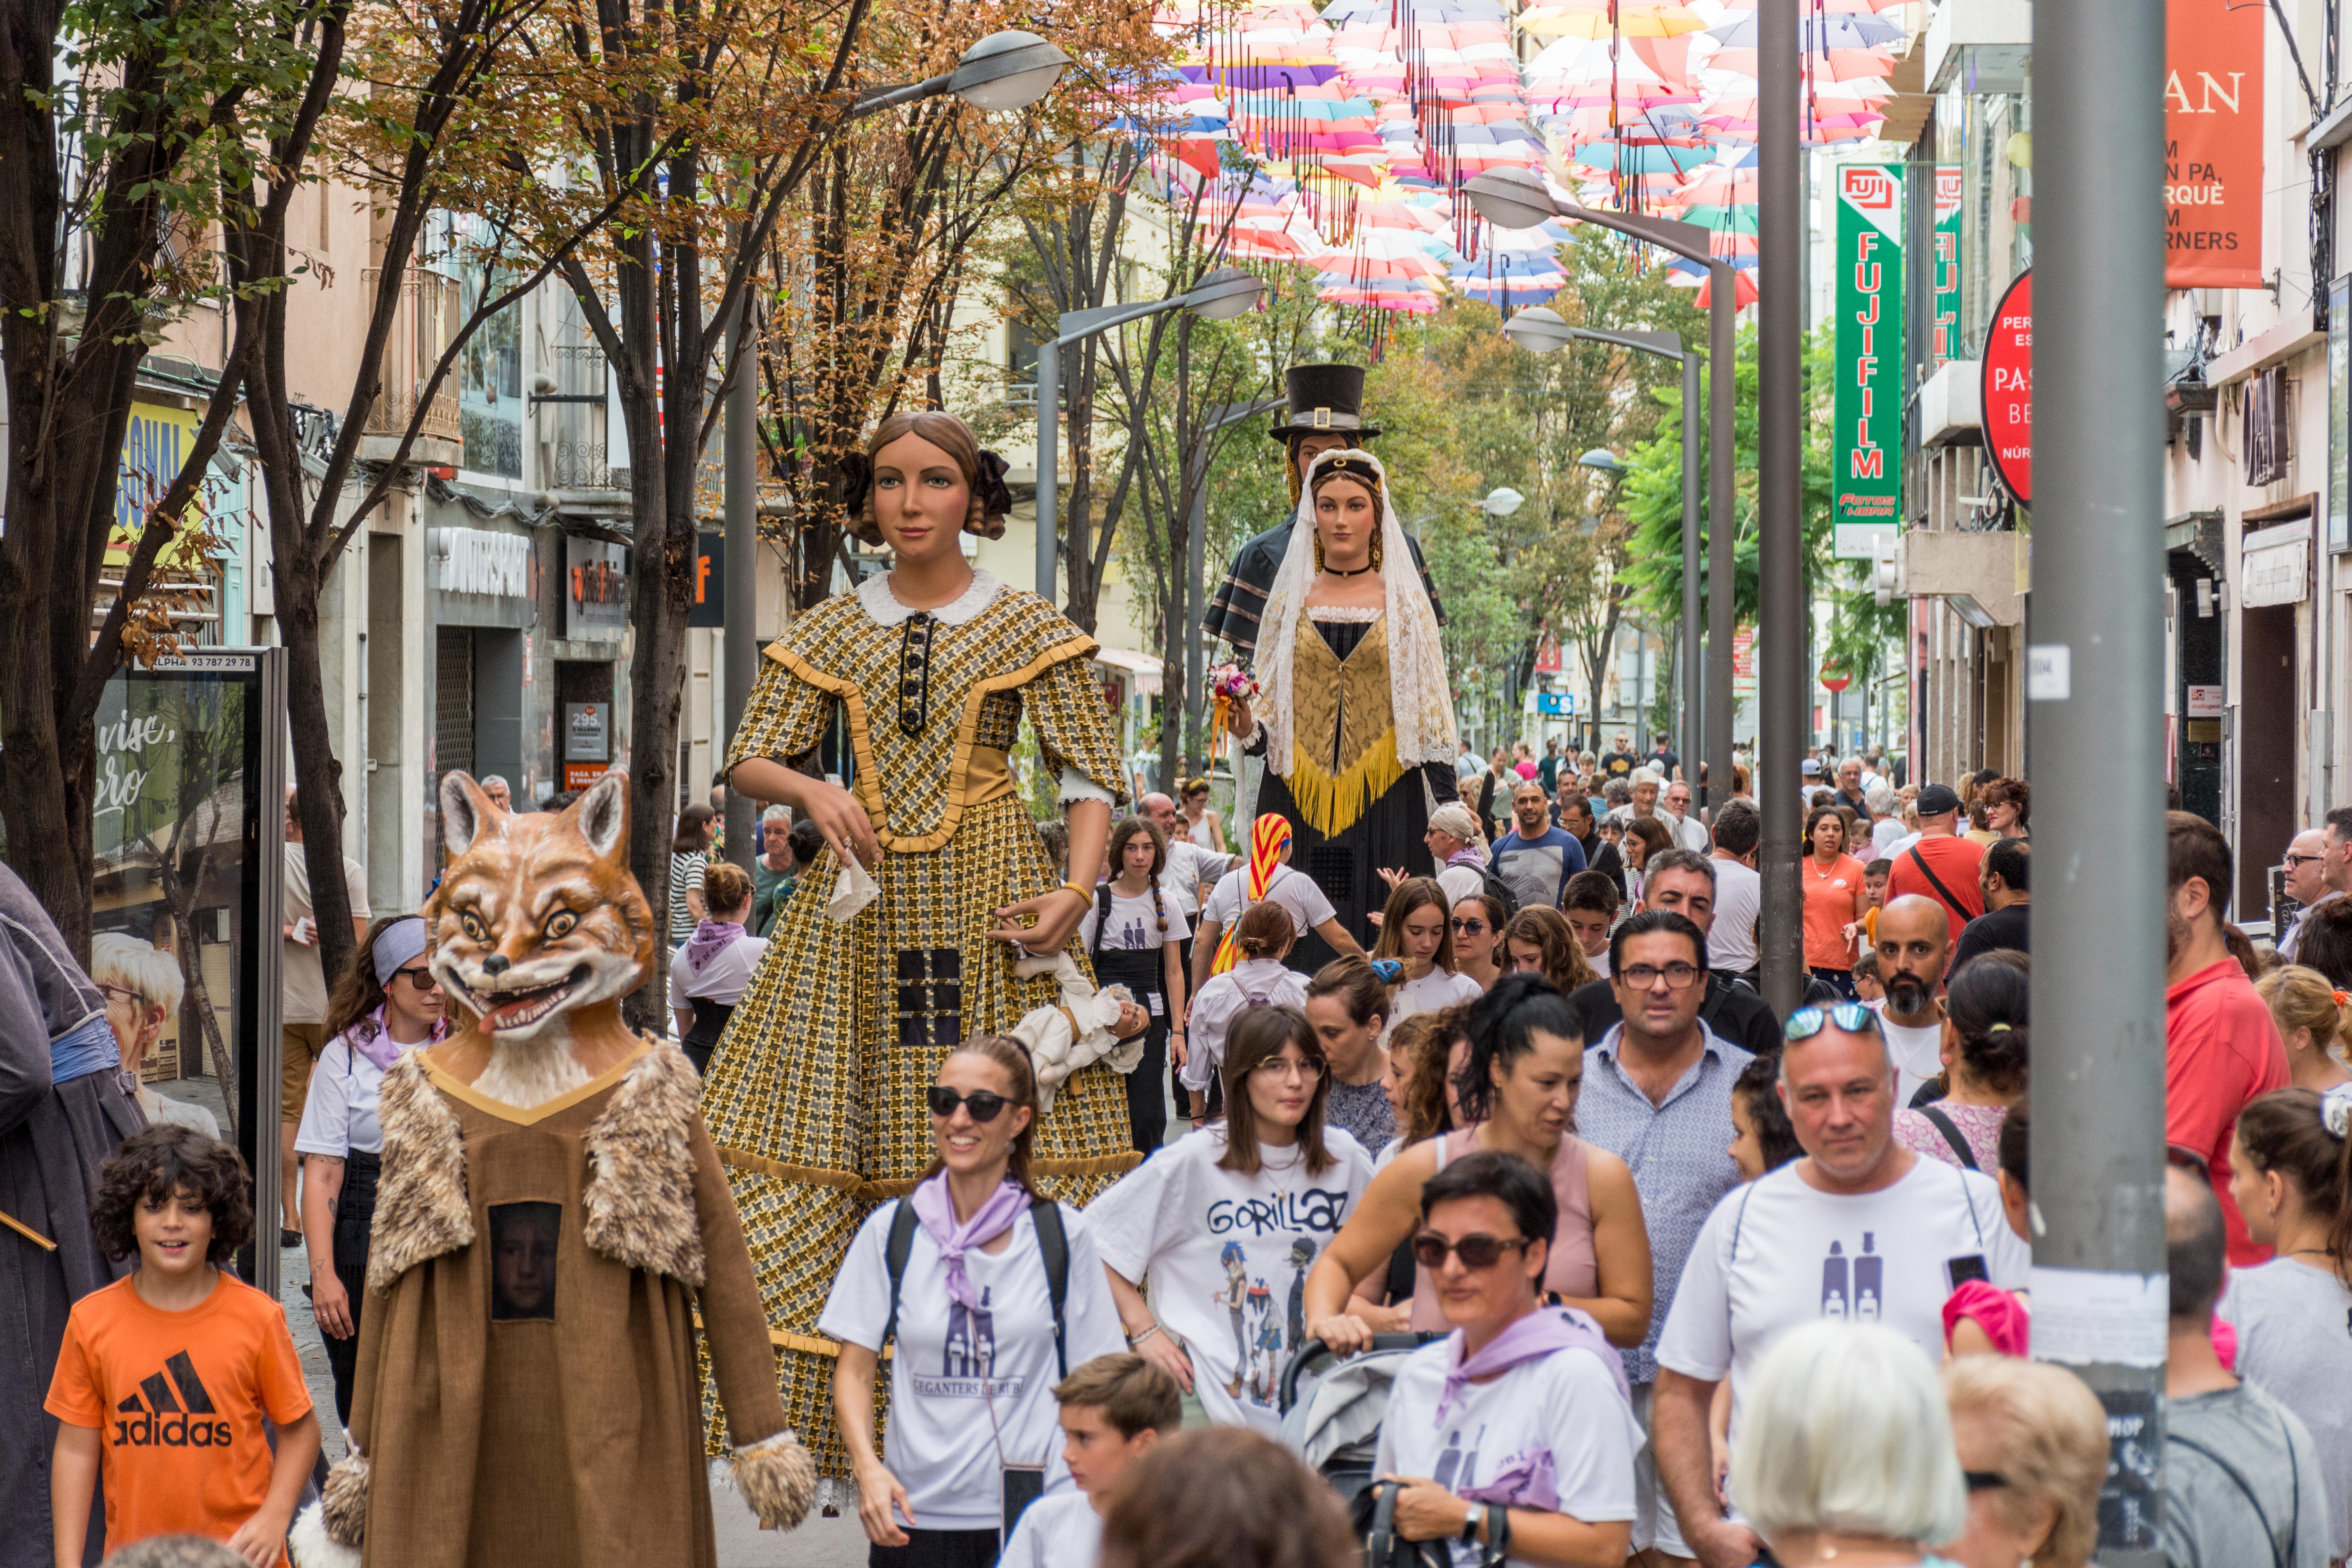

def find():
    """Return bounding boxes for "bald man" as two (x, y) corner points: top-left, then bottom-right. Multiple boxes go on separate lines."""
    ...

(1871, 894), (1953, 1107)
(1139, 791), (1233, 926)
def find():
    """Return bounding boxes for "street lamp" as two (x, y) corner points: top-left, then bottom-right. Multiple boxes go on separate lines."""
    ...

(1467, 169), (1738, 851)
(1480, 486), (1526, 516)
(855, 29), (1072, 115)
(1036, 265), (1267, 599)
(1183, 395), (1287, 768)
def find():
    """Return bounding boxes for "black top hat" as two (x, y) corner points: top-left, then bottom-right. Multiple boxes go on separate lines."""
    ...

(1268, 364), (1382, 441)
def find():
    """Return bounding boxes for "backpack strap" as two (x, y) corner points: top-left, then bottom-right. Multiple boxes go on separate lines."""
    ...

(1092, 884), (1114, 956)
(1906, 846), (1973, 925)
(2168, 1433), (2288, 1568)
(1029, 1195), (1071, 1379)
(1917, 1104), (1978, 1170)
(881, 1197), (919, 1352)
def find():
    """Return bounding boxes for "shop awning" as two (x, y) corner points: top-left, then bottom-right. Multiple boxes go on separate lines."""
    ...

(1092, 646), (1165, 698)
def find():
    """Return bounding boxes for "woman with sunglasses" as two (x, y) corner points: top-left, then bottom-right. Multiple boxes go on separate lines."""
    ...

(1450, 893), (1507, 992)
(294, 914), (449, 1424)
(1374, 876), (1483, 1021)
(1372, 1150), (1644, 1568)
(1302, 974), (1652, 1354)
(1090, 1007), (1377, 1433)
(824, 1036), (1124, 1561)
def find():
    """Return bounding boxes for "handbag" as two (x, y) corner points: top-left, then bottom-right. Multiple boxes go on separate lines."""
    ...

(1358, 1479), (1511, 1568)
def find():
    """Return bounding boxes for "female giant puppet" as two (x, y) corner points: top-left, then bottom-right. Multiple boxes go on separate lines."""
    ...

(706, 410), (1140, 1481)
(1221, 448), (1462, 969)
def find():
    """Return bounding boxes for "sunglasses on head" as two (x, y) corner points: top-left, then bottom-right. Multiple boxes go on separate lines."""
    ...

(1410, 1232), (1529, 1270)
(1784, 1001), (1882, 1043)
(926, 1086), (1012, 1122)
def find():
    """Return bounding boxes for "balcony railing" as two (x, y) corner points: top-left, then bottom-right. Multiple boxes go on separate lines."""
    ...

(361, 267), (461, 446)
(540, 342), (617, 489)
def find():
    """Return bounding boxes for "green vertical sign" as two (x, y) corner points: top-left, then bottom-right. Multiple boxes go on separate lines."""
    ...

(1933, 165), (1962, 366)
(1834, 162), (1903, 560)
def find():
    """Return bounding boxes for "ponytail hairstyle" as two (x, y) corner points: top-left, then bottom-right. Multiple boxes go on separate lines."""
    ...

(927, 1035), (1042, 1193)
(1502, 906), (1599, 995)
(1231, 900), (1295, 962)
(2255, 964), (2352, 1065)
(2232, 1086), (2352, 1285)
(1454, 971), (1583, 1126)
(1945, 949), (2030, 1097)
(1307, 956), (1390, 1032)
(1371, 876), (1457, 973)
(1219, 1005), (1334, 1178)
(1212, 814), (1294, 974)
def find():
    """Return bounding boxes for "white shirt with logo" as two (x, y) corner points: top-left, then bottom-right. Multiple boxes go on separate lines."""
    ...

(1089, 1125), (1375, 1432)
(1656, 1157), (2027, 1468)
(1080, 891), (1192, 952)
(1393, 967), (1484, 1022)
(818, 1200), (1126, 1529)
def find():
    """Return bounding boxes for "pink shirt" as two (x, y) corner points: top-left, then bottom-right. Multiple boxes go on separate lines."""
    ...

(1411, 1130), (1596, 1330)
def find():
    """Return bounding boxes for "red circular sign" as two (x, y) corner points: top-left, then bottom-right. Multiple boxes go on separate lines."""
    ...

(1820, 669), (1851, 693)
(1980, 268), (2032, 505)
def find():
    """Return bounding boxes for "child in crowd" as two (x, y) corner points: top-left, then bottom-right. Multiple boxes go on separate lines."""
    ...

(1183, 902), (1307, 1123)
(1850, 946), (1885, 1004)
(47, 1125), (319, 1567)
(998, 1354), (1183, 1568)
(1562, 870), (1621, 980)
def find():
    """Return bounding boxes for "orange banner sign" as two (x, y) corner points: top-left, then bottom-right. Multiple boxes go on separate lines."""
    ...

(2165, 0), (2265, 288)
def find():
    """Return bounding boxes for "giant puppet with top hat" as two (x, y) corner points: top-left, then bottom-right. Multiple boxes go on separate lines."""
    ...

(1203, 365), (1462, 970)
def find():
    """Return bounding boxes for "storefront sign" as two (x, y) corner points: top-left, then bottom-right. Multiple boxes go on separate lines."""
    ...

(1932, 166), (1962, 367)
(2165, 0), (2265, 287)
(564, 760), (610, 791)
(565, 702), (610, 761)
(2240, 518), (2311, 607)
(1834, 163), (1903, 560)
(1981, 269), (2033, 505)
(1533, 632), (1562, 675)
(690, 532), (726, 629)
(431, 527), (532, 598)
(565, 537), (627, 639)
(1732, 624), (1755, 695)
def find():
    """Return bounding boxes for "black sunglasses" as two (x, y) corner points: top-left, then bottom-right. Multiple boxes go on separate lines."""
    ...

(392, 965), (437, 991)
(1410, 1232), (1529, 1271)
(926, 1086), (1010, 1123)
(1450, 917), (1487, 934)
(1964, 1471), (2009, 1493)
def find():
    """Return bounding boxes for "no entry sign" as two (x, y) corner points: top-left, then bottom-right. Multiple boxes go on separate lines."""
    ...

(1981, 269), (2032, 506)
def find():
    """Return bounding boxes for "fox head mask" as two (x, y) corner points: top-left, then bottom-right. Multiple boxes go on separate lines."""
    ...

(425, 770), (655, 1042)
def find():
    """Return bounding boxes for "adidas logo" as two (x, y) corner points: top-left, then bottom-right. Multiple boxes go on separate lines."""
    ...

(112, 1351), (232, 1448)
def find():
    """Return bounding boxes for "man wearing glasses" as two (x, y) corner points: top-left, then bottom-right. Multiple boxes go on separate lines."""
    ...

(1648, 1002), (2027, 1568)
(1566, 854), (1783, 1063)
(2274, 827), (2336, 965)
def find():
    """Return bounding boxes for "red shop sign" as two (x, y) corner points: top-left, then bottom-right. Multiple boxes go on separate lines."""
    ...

(1980, 269), (2032, 505)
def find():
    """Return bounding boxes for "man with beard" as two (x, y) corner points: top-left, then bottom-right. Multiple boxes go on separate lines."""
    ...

(1951, 837), (2031, 968)
(2163, 811), (2290, 1264)
(1558, 794), (1624, 900)
(1869, 895), (1953, 1107)
(1490, 781), (1586, 911)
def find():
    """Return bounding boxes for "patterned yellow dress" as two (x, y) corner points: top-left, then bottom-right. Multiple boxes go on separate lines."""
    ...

(701, 568), (1140, 1475)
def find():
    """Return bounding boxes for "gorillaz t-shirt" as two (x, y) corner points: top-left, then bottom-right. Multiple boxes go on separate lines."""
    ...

(1655, 1156), (2026, 1463)
(45, 1272), (312, 1563)
(1089, 1125), (1375, 1432)
(818, 1201), (1125, 1530)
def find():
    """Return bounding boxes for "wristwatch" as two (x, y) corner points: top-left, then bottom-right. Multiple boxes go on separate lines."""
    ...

(1458, 1504), (1481, 1545)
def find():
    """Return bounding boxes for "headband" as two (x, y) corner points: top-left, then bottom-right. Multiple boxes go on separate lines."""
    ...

(1307, 451), (1384, 495)
(372, 916), (429, 986)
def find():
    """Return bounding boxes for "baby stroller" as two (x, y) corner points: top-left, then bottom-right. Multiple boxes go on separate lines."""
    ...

(1277, 1333), (1444, 1514)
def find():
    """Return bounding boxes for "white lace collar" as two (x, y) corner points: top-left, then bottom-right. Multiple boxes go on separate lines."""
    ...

(857, 566), (1005, 628)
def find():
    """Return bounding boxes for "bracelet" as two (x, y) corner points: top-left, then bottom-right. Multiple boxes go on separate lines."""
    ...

(1127, 1323), (1162, 1347)
(1057, 881), (1094, 903)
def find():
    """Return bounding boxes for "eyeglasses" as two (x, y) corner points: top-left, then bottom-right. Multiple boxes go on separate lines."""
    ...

(1250, 1056), (1326, 1082)
(926, 1086), (1012, 1122)
(1963, 1472), (2009, 1493)
(392, 965), (437, 991)
(1618, 962), (1702, 990)
(2285, 852), (2327, 869)
(1450, 918), (1487, 935)
(1784, 1001), (1882, 1042)
(1410, 1232), (1529, 1270)
(98, 984), (142, 1007)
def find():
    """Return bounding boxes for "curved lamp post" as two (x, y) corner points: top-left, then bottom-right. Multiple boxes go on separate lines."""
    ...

(855, 29), (1072, 115)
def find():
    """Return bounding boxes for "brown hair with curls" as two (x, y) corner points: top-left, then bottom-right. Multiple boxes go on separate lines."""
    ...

(858, 410), (1008, 544)
(1218, 1006), (1336, 1179)
(1387, 1010), (1456, 1145)
(1099, 1426), (1358, 1568)
(2234, 1087), (2352, 1283)
(1371, 876), (1457, 972)
(924, 1035), (1042, 1193)
(93, 1123), (256, 1267)
(1503, 905), (1600, 993)
(702, 860), (753, 918)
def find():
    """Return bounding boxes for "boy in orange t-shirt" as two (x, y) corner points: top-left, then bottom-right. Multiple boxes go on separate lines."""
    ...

(46, 1125), (319, 1567)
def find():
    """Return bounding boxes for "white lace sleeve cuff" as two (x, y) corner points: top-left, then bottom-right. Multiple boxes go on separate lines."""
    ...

(1058, 768), (1117, 807)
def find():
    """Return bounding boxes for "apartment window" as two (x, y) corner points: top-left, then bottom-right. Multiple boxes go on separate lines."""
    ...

(2246, 366), (2290, 488)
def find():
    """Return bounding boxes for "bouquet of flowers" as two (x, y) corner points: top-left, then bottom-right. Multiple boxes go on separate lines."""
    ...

(1208, 661), (1259, 739)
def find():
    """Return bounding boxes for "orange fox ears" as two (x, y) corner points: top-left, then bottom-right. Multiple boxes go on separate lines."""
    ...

(565, 771), (629, 862)
(440, 771), (504, 857)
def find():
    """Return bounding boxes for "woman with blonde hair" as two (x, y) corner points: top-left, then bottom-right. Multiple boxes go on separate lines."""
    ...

(1939, 1355), (2110, 1568)
(90, 932), (210, 1136)
(2253, 963), (2352, 1092)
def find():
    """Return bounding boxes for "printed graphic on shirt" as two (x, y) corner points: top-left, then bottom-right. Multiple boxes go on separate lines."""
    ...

(1816, 1232), (1886, 1321)
(1214, 1234), (1327, 1408)
(110, 1350), (232, 1449)
(912, 1287), (1025, 1401)
(490, 1201), (561, 1321)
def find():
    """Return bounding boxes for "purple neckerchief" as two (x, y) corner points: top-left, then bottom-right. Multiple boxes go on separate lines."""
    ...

(1446, 847), (1486, 870)
(1434, 1305), (1629, 1430)
(347, 1003), (450, 1073)
(683, 918), (746, 977)
(909, 1174), (1031, 1310)
(1461, 1446), (1561, 1513)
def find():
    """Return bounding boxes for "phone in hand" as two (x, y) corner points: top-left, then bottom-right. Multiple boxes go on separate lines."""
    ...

(292, 916), (317, 946)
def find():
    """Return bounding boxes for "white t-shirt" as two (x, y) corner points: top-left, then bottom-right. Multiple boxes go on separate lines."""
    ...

(1393, 967), (1483, 1021)
(667, 935), (769, 1009)
(1656, 1157), (2027, 1468)
(1706, 858), (1760, 972)
(1163, 843), (1234, 918)
(1200, 865), (1336, 941)
(1374, 1332), (1643, 1567)
(1869, 1007), (1946, 1106)
(999, 1489), (1102, 1568)
(817, 1198), (1126, 1529)
(1436, 860), (1489, 909)
(1183, 959), (1310, 1093)
(294, 1034), (396, 1156)
(1583, 945), (1612, 980)
(1089, 1124), (1375, 1432)
(1080, 890), (1192, 951)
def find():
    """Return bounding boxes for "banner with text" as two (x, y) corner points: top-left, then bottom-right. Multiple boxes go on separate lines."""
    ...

(1835, 163), (1904, 560)
(1932, 166), (1962, 367)
(2165, 0), (2264, 287)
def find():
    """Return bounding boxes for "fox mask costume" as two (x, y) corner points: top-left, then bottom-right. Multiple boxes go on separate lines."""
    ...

(292, 771), (814, 1568)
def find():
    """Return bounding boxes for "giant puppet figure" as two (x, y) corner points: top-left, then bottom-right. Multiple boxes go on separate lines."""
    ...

(293, 770), (814, 1568)
(1219, 448), (1462, 970)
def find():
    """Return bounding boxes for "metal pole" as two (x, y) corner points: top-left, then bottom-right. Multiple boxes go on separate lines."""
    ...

(1035, 338), (1059, 602)
(2031, 0), (2169, 1552)
(1707, 269), (1737, 822)
(722, 279), (758, 873)
(1680, 350), (1702, 788)
(1186, 441), (1208, 774)
(1755, 0), (1805, 1015)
